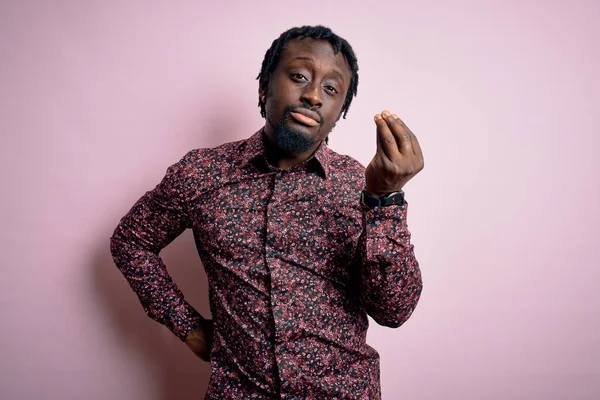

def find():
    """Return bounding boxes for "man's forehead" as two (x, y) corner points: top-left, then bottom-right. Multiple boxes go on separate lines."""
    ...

(281, 38), (350, 71)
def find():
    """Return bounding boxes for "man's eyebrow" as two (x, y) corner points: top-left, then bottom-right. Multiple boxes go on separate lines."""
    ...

(290, 56), (347, 84)
(292, 56), (314, 63)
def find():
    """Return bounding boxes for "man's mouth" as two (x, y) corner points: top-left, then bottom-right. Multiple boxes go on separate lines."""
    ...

(288, 108), (321, 127)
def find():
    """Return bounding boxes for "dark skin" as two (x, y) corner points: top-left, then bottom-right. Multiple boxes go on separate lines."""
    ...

(367, 110), (424, 196)
(185, 38), (424, 361)
(261, 38), (350, 169)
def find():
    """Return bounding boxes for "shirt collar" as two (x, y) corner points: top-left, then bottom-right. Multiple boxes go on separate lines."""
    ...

(241, 128), (331, 179)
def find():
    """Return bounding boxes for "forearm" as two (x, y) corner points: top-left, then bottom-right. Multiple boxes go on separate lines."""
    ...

(110, 225), (203, 340)
(358, 203), (423, 328)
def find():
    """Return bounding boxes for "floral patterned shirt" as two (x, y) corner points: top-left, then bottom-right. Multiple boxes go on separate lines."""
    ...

(110, 129), (422, 399)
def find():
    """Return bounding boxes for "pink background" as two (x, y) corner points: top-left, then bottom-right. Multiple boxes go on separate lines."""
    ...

(1, 1), (599, 399)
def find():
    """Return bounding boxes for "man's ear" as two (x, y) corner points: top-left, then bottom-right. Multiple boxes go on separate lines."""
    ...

(259, 86), (267, 103)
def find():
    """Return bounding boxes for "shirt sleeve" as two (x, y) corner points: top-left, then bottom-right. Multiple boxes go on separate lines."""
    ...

(356, 201), (423, 328)
(109, 152), (203, 341)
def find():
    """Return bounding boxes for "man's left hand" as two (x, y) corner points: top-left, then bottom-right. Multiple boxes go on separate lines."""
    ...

(365, 110), (424, 197)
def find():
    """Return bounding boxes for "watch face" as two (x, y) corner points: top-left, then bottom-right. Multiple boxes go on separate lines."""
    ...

(382, 191), (405, 207)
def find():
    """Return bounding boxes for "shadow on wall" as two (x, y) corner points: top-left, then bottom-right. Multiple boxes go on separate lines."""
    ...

(92, 104), (252, 400)
(93, 231), (212, 400)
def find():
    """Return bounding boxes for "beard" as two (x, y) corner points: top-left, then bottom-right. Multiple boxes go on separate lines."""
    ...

(270, 105), (323, 155)
(273, 123), (315, 154)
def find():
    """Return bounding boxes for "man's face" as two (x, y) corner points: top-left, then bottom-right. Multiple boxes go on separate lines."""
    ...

(261, 38), (352, 156)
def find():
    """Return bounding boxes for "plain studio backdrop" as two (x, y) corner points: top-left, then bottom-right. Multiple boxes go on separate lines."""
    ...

(1, 1), (598, 399)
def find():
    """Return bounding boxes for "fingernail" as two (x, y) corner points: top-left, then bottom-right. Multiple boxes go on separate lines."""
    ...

(392, 114), (398, 119)
(374, 114), (382, 121)
(382, 110), (390, 117)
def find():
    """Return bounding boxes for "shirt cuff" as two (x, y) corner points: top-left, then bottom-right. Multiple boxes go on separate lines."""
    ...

(361, 202), (408, 236)
(169, 302), (205, 341)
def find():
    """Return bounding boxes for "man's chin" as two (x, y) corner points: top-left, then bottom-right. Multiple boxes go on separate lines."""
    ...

(273, 122), (316, 155)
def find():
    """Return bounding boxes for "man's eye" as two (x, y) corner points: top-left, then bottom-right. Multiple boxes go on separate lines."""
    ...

(291, 73), (307, 81)
(325, 86), (338, 94)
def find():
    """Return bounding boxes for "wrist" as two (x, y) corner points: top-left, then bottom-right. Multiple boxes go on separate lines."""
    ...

(185, 319), (212, 342)
(365, 185), (404, 198)
(365, 191), (389, 199)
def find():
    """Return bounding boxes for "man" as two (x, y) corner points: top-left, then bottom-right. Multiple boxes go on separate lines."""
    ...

(110, 25), (424, 399)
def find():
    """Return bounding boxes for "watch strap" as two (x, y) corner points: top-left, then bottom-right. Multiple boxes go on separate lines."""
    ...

(361, 190), (405, 208)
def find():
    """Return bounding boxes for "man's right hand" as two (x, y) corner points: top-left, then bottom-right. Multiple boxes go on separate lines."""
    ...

(184, 319), (214, 362)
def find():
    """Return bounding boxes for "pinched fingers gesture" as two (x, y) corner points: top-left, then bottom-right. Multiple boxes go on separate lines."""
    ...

(365, 110), (424, 196)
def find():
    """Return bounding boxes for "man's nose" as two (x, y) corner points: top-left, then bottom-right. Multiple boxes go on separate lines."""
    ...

(301, 83), (322, 108)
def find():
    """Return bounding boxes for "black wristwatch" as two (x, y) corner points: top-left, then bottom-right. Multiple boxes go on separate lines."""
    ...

(361, 190), (405, 208)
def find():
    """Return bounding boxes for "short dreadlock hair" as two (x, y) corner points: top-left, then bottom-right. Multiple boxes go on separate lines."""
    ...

(257, 25), (359, 120)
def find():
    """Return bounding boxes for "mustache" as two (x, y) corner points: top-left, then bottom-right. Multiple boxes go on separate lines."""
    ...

(284, 104), (324, 127)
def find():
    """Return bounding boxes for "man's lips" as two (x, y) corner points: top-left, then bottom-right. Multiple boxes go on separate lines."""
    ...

(289, 108), (321, 127)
